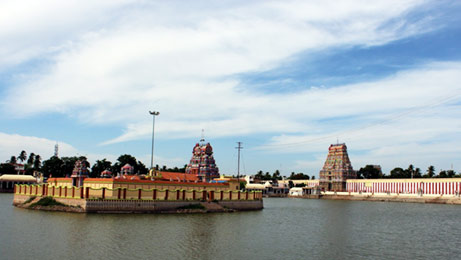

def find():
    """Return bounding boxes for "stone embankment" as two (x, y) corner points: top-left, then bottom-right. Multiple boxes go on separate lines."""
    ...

(13, 194), (264, 213)
(312, 192), (461, 205)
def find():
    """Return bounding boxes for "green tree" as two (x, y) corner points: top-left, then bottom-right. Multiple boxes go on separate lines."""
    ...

(288, 172), (310, 180)
(33, 155), (42, 170)
(406, 164), (414, 178)
(9, 156), (17, 164)
(91, 159), (112, 178)
(426, 165), (435, 178)
(413, 167), (422, 178)
(158, 164), (187, 173)
(439, 170), (448, 178)
(403, 164), (422, 178)
(263, 172), (271, 180)
(0, 163), (16, 175)
(27, 153), (36, 165)
(41, 156), (86, 178)
(272, 170), (282, 180)
(41, 156), (63, 178)
(61, 157), (82, 177)
(447, 170), (456, 178)
(112, 154), (146, 175)
(390, 167), (405, 178)
(358, 165), (383, 179)
(255, 170), (264, 180)
(137, 161), (148, 175)
(18, 150), (27, 163)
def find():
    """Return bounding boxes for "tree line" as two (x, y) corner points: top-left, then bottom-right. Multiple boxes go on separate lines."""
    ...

(253, 170), (315, 181)
(1, 150), (186, 178)
(0, 150), (42, 175)
(357, 164), (459, 179)
(2, 150), (459, 180)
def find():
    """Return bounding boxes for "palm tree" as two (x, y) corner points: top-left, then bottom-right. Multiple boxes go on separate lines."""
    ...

(414, 168), (422, 178)
(18, 150), (27, 163)
(9, 156), (17, 164)
(34, 155), (42, 169)
(27, 153), (36, 165)
(427, 166), (435, 178)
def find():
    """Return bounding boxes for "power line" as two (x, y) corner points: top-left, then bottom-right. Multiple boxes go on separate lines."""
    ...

(256, 89), (461, 149)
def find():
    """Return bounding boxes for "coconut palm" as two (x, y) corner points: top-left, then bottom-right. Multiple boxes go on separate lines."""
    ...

(427, 165), (435, 178)
(9, 156), (17, 164)
(18, 150), (27, 163)
(27, 153), (36, 165)
(34, 155), (42, 169)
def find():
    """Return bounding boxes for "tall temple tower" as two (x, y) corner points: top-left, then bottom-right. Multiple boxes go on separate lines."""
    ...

(185, 139), (219, 182)
(319, 143), (356, 191)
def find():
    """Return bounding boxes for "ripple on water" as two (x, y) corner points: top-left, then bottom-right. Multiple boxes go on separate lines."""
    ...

(1, 195), (461, 259)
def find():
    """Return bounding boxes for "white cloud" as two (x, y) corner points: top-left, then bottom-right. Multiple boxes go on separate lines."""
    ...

(2, 0), (430, 127)
(2, 0), (459, 174)
(0, 132), (77, 162)
(0, 0), (134, 68)
(0, 132), (186, 171)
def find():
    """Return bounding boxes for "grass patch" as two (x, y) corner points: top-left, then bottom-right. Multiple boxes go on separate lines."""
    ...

(29, 197), (67, 208)
(177, 204), (205, 210)
(23, 196), (36, 205)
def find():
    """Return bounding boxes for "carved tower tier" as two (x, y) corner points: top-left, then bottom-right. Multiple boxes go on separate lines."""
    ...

(319, 143), (356, 191)
(185, 139), (219, 182)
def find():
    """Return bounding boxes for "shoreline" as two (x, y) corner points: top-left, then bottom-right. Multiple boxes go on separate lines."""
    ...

(290, 192), (461, 205)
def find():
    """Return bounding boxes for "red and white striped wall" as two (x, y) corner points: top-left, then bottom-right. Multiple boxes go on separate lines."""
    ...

(346, 179), (461, 195)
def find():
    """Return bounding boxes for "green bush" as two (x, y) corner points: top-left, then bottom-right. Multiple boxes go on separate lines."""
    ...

(29, 197), (66, 207)
(23, 196), (36, 204)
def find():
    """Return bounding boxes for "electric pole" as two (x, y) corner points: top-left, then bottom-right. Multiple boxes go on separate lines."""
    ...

(236, 142), (243, 190)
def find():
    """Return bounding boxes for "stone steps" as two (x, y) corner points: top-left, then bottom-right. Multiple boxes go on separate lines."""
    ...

(200, 202), (225, 212)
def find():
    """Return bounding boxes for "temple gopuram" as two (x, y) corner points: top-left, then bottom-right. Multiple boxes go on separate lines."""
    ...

(70, 159), (89, 187)
(319, 143), (356, 191)
(185, 139), (219, 182)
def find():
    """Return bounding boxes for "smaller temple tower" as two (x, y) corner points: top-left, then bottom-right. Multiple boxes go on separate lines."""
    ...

(71, 159), (89, 187)
(319, 143), (356, 191)
(101, 169), (112, 178)
(121, 164), (134, 175)
(185, 139), (219, 182)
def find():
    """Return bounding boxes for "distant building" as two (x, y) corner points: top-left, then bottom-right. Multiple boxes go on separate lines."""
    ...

(185, 139), (219, 182)
(13, 164), (25, 175)
(0, 174), (37, 192)
(319, 143), (356, 191)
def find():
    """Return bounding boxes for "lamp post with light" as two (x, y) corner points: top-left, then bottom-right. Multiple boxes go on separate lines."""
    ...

(149, 111), (160, 170)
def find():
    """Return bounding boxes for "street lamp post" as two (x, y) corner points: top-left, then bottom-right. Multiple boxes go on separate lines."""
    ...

(149, 111), (160, 170)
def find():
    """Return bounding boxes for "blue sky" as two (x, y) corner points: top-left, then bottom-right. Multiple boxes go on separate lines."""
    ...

(1, 0), (461, 177)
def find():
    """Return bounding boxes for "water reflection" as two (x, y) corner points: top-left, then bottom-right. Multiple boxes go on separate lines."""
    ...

(2, 194), (461, 259)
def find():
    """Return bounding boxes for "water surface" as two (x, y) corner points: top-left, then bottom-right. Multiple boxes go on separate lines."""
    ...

(1, 194), (460, 259)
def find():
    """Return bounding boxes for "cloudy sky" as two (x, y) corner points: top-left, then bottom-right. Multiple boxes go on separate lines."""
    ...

(1, 0), (461, 177)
